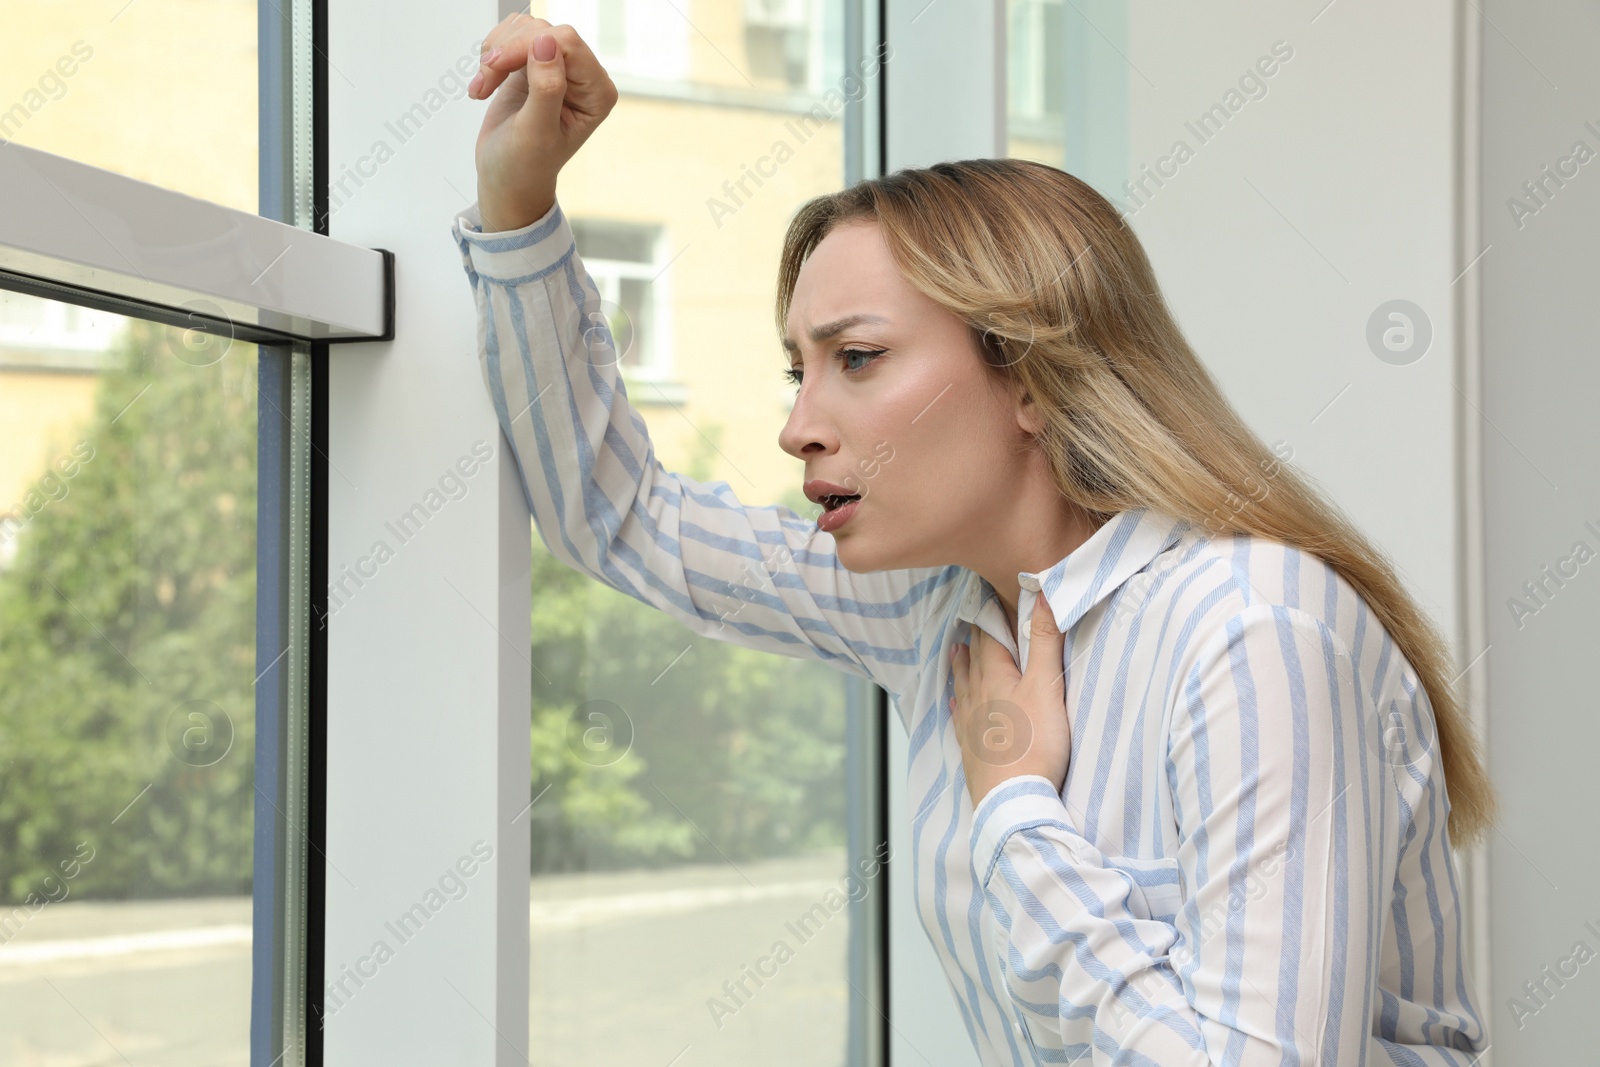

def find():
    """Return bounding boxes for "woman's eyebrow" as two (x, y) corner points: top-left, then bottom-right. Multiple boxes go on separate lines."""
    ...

(781, 313), (891, 355)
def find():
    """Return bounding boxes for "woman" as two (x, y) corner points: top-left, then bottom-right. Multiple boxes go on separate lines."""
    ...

(459, 17), (1495, 1065)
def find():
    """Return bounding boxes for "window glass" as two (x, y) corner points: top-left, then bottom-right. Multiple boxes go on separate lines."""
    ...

(0, 8), (265, 1057)
(1007, 0), (1067, 165)
(0, 0), (260, 214)
(571, 219), (664, 377)
(0, 294), (259, 1065)
(523, 1), (880, 1063)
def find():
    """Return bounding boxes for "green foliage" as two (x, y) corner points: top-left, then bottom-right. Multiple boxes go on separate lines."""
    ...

(0, 319), (257, 904)
(524, 563), (851, 874)
(523, 420), (854, 873)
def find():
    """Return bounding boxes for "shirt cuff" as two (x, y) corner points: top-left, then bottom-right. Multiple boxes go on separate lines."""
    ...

(970, 775), (1083, 889)
(450, 197), (575, 285)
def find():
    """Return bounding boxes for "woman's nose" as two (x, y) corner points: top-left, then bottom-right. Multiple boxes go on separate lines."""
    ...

(778, 389), (838, 459)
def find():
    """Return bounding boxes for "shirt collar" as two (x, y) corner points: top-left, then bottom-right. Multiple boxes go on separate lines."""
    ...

(955, 506), (1194, 635)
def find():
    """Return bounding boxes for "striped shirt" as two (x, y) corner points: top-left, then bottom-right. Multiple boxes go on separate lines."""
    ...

(451, 198), (1489, 1066)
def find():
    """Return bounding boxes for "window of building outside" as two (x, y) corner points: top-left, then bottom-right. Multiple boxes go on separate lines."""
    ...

(521, 1), (882, 1065)
(569, 218), (673, 388)
(0, 2), (288, 1064)
(553, 0), (691, 81)
(744, 0), (812, 87)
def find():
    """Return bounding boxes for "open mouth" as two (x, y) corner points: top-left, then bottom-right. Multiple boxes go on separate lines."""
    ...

(820, 493), (861, 511)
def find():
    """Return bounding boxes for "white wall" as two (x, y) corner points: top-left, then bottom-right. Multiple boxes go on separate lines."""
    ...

(1121, 0), (1463, 644)
(1479, 0), (1600, 1059)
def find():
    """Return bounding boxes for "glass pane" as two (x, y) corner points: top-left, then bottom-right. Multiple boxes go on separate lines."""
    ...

(0, 292), (258, 1065)
(525, 1), (877, 1064)
(1006, 0), (1067, 166)
(0, 0), (259, 213)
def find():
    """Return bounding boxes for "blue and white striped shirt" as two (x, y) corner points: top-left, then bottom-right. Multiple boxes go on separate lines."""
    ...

(451, 197), (1489, 1065)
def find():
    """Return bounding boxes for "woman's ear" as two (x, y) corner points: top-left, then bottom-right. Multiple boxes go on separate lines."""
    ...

(1014, 387), (1045, 437)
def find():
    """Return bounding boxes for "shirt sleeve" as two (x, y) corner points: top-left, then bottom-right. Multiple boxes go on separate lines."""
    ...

(968, 602), (1488, 1064)
(449, 197), (945, 697)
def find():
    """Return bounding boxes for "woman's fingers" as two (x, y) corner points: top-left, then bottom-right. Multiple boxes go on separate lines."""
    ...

(471, 20), (613, 117)
(951, 631), (982, 710)
(539, 25), (615, 106)
(471, 14), (551, 101)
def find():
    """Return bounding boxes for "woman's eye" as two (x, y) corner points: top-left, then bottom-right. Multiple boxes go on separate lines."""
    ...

(782, 347), (882, 387)
(838, 347), (881, 372)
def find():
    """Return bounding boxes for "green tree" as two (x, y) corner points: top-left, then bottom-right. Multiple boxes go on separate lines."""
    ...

(0, 318), (257, 903)
(523, 418), (854, 873)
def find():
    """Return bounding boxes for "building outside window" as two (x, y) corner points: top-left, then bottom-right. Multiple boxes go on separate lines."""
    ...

(569, 217), (675, 391)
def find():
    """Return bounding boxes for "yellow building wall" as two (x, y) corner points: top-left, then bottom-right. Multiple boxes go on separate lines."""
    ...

(0, 372), (99, 509)
(0, 0), (259, 213)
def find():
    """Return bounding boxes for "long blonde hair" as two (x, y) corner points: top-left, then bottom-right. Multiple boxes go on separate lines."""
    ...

(774, 158), (1495, 848)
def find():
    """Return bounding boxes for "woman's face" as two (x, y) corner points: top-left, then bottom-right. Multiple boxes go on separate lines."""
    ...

(779, 218), (1041, 573)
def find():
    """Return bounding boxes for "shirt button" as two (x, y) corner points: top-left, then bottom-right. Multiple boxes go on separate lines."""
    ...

(1019, 574), (1040, 592)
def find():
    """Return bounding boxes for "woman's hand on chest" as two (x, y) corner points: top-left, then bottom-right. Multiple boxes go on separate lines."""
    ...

(949, 605), (1072, 809)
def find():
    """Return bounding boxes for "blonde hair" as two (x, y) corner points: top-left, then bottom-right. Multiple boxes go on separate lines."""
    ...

(774, 158), (1495, 848)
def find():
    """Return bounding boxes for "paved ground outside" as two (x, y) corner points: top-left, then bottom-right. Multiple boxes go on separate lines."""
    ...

(0, 848), (868, 1065)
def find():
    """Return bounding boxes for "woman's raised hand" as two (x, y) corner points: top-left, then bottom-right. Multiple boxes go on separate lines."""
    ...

(467, 16), (618, 233)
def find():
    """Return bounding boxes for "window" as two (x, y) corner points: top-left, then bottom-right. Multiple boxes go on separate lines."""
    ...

(0, 0), (367, 1063)
(0, 1), (261, 213)
(0, 291), (124, 360)
(8, 0), (888, 1062)
(745, 0), (812, 88)
(546, 0), (691, 81)
(0, 301), (264, 1063)
(0, 297), (123, 573)
(569, 218), (675, 389)
(520, 1), (885, 1063)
